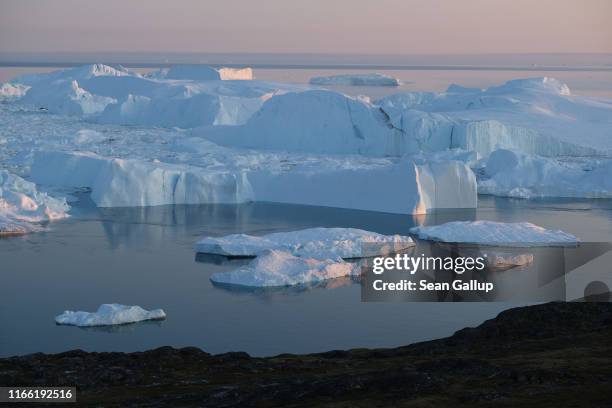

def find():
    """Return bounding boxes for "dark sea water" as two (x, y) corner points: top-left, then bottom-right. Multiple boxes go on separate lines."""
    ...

(1, 197), (610, 357)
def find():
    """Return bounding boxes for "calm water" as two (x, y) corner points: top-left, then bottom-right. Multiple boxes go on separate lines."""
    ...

(1, 61), (611, 357)
(1, 196), (610, 358)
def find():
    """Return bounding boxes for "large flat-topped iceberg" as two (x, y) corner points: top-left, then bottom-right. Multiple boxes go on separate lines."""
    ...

(250, 158), (477, 214)
(310, 73), (400, 86)
(31, 151), (255, 207)
(210, 250), (360, 288)
(376, 77), (612, 157)
(0, 170), (69, 235)
(479, 149), (612, 199)
(31, 150), (477, 214)
(410, 221), (578, 246)
(55, 304), (166, 327)
(196, 227), (415, 258)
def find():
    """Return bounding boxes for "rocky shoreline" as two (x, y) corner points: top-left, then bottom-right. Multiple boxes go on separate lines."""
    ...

(1, 302), (611, 407)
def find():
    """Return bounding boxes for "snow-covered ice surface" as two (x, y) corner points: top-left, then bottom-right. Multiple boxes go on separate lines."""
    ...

(310, 73), (400, 86)
(1, 65), (611, 216)
(478, 149), (612, 198)
(410, 221), (579, 247)
(55, 304), (166, 327)
(210, 250), (361, 288)
(196, 227), (415, 258)
(0, 170), (69, 234)
(376, 77), (612, 158)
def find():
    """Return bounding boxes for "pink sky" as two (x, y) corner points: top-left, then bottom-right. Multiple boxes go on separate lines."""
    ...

(1, 0), (610, 54)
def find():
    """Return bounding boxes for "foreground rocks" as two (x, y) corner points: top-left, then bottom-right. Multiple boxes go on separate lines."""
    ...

(1, 302), (611, 407)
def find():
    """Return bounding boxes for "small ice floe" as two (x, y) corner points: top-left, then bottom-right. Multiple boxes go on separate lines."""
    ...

(485, 253), (534, 271)
(55, 304), (166, 327)
(410, 221), (578, 247)
(195, 227), (414, 258)
(309, 73), (401, 86)
(210, 249), (360, 288)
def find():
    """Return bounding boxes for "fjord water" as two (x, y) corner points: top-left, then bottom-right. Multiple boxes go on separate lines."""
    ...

(0, 57), (611, 357)
(1, 197), (610, 357)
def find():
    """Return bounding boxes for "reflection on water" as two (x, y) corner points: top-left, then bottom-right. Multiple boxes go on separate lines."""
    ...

(0, 197), (610, 358)
(59, 319), (166, 334)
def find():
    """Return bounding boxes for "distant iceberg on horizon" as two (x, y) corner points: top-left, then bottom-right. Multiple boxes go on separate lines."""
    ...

(310, 73), (401, 86)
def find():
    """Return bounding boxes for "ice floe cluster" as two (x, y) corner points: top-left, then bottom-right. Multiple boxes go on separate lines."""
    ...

(200, 228), (414, 288)
(55, 304), (166, 327)
(1, 64), (611, 220)
(0, 170), (70, 235)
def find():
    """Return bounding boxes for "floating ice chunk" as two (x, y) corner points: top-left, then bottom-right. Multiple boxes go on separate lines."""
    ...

(410, 221), (578, 246)
(217, 67), (254, 80)
(55, 304), (166, 327)
(485, 253), (534, 271)
(210, 250), (360, 288)
(0, 170), (70, 235)
(479, 149), (612, 198)
(459, 248), (534, 271)
(0, 83), (29, 99)
(310, 73), (400, 86)
(196, 227), (414, 258)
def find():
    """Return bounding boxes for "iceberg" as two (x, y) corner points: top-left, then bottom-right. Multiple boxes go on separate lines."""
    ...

(149, 65), (253, 81)
(205, 90), (396, 156)
(485, 252), (534, 271)
(30, 150), (476, 214)
(55, 304), (166, 327)
(21, 79), (116, 116)
(196, 227), (415, 258)
(11, 64), (300, 128)
(249, 158), (477, 214)
(0, 170), (70, 235)
(30, 151), (255, 207)
(410, 221), (578, 246)
(210, 250), (360, 288)
(310, 73), (400, 86)
(376, 77), (612, 158)
(478, 149), (612, 198)
(0, 82), (29, 99)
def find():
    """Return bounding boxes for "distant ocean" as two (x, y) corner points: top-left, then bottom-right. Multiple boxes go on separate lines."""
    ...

(2, 52), (612, 98)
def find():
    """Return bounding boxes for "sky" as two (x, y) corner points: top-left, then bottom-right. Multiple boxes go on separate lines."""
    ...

(0, 0), (610, 55)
